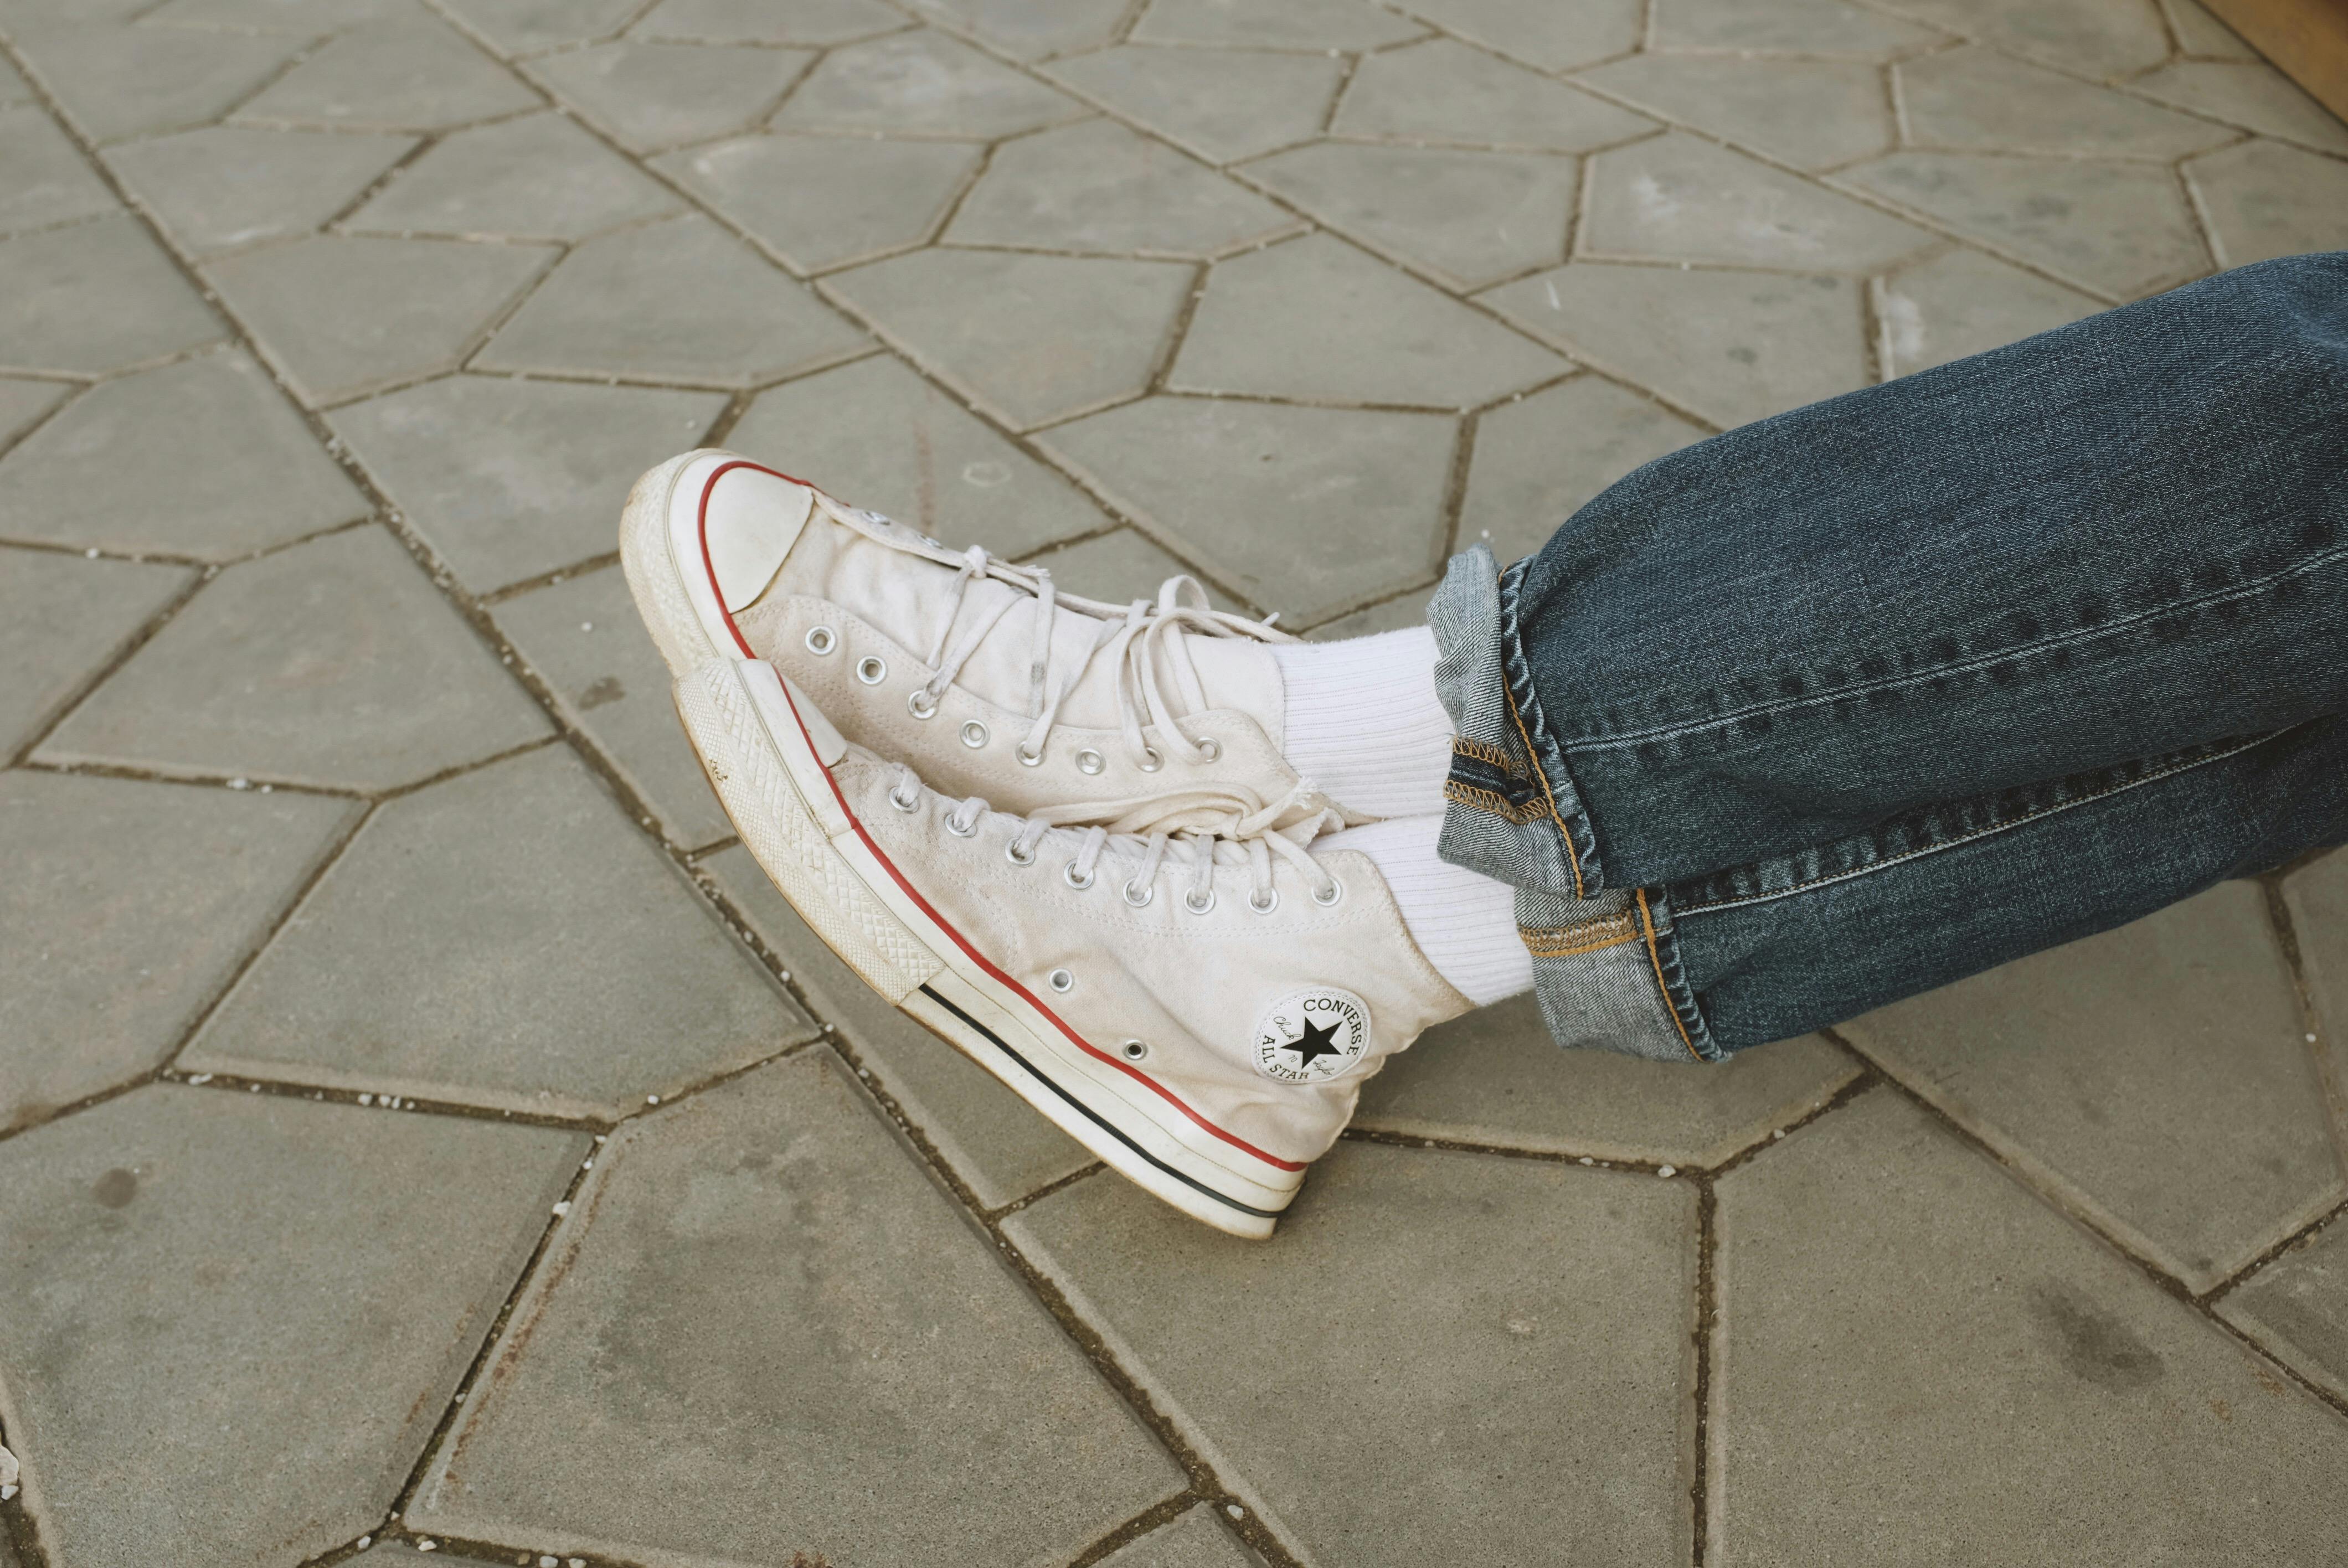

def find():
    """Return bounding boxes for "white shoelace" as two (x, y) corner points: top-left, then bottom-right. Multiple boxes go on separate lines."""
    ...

(898, 535), (1295, 771)
(886, 764), (1346, 913)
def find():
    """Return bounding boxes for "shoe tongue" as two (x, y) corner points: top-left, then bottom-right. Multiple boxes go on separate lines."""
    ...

(767, 505), (1284, 739)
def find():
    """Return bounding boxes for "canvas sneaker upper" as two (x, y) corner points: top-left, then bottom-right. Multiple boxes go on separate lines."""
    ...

(622, 448), (1334, 822)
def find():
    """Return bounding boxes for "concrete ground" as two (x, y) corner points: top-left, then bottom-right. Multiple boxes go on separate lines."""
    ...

(4, 0), (2348, 1562)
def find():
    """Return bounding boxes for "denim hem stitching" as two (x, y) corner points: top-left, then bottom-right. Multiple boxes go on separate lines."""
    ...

(1672, 731), (2277, 916)
(1562, 538), (2348, 752)
(1636, 888), (1716, 1062)
(1499, 554), (1602, 895)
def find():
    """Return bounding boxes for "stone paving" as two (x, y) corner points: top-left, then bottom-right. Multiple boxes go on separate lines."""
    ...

(2, 0), (2346, 1562)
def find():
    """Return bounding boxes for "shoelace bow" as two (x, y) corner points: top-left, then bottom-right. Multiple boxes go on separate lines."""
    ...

(882, 522), (1294, 771)
(887, 764), (1345, 912)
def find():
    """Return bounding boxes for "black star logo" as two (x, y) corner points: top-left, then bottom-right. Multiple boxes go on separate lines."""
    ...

(1285, 1016), (1343, 1067)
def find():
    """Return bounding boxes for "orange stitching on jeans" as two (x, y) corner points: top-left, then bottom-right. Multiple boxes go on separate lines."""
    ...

(1503, 677), (1585, 899)
(1518, 909), (1640, 955)
(1636, 888), (1702, 1063)
(1450, 737), (1520, 775)
(1443, 780), (1546, 823)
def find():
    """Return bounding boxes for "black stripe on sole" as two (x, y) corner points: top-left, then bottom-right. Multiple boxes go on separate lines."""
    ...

(917, 984), (1282, 1221)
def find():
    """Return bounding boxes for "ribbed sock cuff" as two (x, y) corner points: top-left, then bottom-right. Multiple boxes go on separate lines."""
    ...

(1323, 815), (1530, 1008)
(1272, 626), (1454, 819)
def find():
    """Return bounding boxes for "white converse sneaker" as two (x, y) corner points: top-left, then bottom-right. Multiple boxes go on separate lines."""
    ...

(669, 655), (1471, 1237)
(619, 448), (1336, 823)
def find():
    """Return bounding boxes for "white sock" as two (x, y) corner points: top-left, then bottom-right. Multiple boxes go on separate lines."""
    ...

(1322, 815), (1531, 1007)
(1272, 626), (1455, 818)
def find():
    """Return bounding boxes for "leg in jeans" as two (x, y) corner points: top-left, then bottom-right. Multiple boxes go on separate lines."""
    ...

(1429, 251), (2348, 1061)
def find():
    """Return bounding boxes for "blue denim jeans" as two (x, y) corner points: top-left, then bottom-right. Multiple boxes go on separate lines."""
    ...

(1427, 251), (2348, 1062)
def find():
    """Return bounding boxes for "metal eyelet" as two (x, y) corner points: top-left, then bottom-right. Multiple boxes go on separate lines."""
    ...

(1063, 863), (1096, 890)
(1074, 749), (1104, 776)
(856, 655), (887, 685)
(1196, 737), (1222, 762)
(1183, 888), (1216, 915)
(945, 812), (979, 838)
(1017, 743), (1043, 767)
(1006, 838), (1037, 866)
(805, 626), (837, 656)
(1312, 878), (1344, 907)
(960, 720), (988, 749)
(1120, 1039), (1148, 1061)
(1048, 968), (1074, 994)
(1121, 879), (1154, 908)
(1137, 746), (1163, 773)
(907, 689), (939, 719)
(1249, 886), (1279, 915)
(888, 785), (920, 813)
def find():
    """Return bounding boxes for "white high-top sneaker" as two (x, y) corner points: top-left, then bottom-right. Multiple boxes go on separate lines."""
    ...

(620, 449), (1333, 822)
(670, 655), (1471, 1237)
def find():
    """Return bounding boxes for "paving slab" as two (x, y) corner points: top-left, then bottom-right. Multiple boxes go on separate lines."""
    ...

(439, 0), (644, 52)
(2161, 0), (2259, 55)
(949, 119), (1297, 260)
(1582, 132), (1933, 273)
(1874, 246), (2104, 378)
(1844, 150), (2211, 299)
(2283, 847), (2348, 1130)
(1712, 1087), (2348, 1564)
(141, 0), (417, 30)
(773, 28), (1085, 138)
(330, 373), (724, 591)
(1044, 45), (1343, 166)
(1393, 0), (1641, 70)
(701, 842), (1094, 1208)
(2218, 1213), (2348, 1402)
(480, 214), (869, 388)
(1007, 1140), (1694, 1566)
(236, 15), (541, 130)
(634, 0), (907, 44)
(408, 1049), (1181, 1562)
(0, 215), (225, 377)
(2184, 138), (2348, 271)
(0, 770), (352, 1131)
(827, 246), (1191, 429)
(495, 564), (735, 849)
(206, 234), (557, 406)
(655, 130), (982, 274)
(0, 103), (116, 234)
(39, 524), (552, 790)
(727, 352), (1108, 557)
(1242, 141), (1578, 292)
(349, 110), (678, 240)
(0, 375), (66, 450)
(1867, 0), (2172, 76)
(105, 125), (418, 255)
(900, 0), (1129, 60)
(1095, 1505), (1260, 1568)
(1334, 38), (1656, 152)
(1357, 992), (1857, 1164)
(1018, 524), (1238, 609)
(527, 39), (813, 153)
(0, 349), (367, 558)
(1482, 262), (1867, 429)
(1170, 233), (1567, 408)
(1458, 375), (1708, 564)
(2132, 60), (2348, 153)
(0, 1085), (581, 1568)
(1132, 0), (1424, 48)
(1305, 582), (1436, 639)
(0, 548), (190, 755)
(12, 20), (294, 142)
(1575, 53), (1892, 171)
(183, 745), (809, 1117)
(1041, 396), (1454, 622)
(1841, 881), (2346, 1292)
(1896, 44), (2235, 158)
(1647, 0), (1944, 57)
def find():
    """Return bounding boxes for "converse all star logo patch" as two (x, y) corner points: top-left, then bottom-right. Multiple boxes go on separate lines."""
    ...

(1253, 987), (1372, 1084)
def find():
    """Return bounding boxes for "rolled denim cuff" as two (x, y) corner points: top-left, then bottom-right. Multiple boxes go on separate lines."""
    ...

(1425, 545), (1721, 1064)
